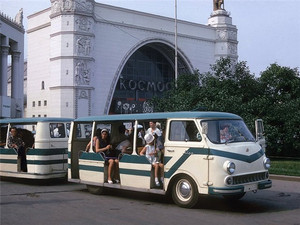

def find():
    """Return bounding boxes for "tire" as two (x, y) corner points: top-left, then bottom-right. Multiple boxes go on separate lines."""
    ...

(86, 185), (104, 195)
(171, 175), (199, 208)
(223, 192), (246, 201)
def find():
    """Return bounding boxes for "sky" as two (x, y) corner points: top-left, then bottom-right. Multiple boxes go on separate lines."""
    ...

(1, 0), (300, 76)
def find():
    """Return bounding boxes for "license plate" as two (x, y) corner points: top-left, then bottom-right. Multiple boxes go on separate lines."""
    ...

(244, 183), (257, 192)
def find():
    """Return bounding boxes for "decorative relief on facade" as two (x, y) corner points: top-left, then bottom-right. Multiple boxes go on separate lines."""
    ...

(217, 29), (227, 40)
(228, 43), (237, 55)
(74, 0), (94, 13)
(217, 29), (237, 42)
(76, 36), (92, 56)
(228, 30), (237, 40)
(51, 0), (75, 13)
(75, 60), (91, 85)
(75, 16), (93, 32)
(79, 90), (88, 99)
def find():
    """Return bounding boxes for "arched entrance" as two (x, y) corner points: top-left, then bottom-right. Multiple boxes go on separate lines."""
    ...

(109, 43), (191, 114)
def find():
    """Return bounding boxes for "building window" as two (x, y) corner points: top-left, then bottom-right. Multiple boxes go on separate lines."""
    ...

(44, 100), (47, 106)
(32, 101), (35, 107)
(32, 115), (35, 117)
(44, 114), (47, 117)
(38, 115), (41, 117)
(41, 81), (45, 90)
(38, 101), (41, 106)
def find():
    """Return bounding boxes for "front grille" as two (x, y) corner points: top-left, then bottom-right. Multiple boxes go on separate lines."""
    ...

(232, 172), (268, 185)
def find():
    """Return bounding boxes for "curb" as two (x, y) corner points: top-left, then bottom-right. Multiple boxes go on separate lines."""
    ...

(270, 174), (300, 182)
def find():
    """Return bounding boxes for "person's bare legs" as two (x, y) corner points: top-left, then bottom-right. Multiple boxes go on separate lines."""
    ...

(114, 159), (120, 182)
(107, 159), (114, 182)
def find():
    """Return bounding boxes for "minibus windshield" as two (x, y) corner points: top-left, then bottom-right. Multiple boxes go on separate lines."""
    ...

(202, 119), (255, 144)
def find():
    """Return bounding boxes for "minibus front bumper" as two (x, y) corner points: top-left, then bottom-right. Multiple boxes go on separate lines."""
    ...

(208, 179), (272, 195)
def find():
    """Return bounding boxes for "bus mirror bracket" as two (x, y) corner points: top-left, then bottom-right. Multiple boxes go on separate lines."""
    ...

(202, 122), (208, 135)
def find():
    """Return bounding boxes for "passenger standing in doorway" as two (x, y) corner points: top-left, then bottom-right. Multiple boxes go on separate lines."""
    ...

(146, 121), (162, 137)
(7, 127), (27, 172)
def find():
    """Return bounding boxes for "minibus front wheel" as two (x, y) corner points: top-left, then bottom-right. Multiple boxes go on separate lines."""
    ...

(86, 185), (104, 195)
(171, 175), (199, 208)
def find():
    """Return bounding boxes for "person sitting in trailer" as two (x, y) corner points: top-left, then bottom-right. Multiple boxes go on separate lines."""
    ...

(85, 128), (101, 152)
(140, 133), (164, 187)
(94, 129), (119, 184)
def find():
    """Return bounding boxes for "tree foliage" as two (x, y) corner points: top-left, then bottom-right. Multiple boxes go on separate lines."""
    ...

(152, 58), (300, 157)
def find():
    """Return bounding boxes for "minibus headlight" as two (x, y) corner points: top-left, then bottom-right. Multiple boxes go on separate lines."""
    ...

(223, 161), (235, 175)
(264, 158), (271, 169)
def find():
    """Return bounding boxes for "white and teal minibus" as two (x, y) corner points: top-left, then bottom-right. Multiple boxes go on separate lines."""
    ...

(0, 117), (73, 179)
(68, 111), (271, 208)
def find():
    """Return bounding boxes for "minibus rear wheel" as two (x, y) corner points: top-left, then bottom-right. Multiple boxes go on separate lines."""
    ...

(87, 185), (104, 195)
(171, 175), (199, 208)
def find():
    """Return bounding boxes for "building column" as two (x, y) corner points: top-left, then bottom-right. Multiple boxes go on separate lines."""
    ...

(0, 45), (9, 96)
(11, 51), (23, 117)
(11, 51), (21, 98)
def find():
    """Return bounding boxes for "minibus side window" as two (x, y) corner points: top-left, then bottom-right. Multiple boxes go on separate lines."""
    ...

(49, 123), (66, 138)
(169, 121), (200, 142)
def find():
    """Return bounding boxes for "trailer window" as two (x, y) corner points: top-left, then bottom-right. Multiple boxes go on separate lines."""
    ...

(50, 123), (66, 138)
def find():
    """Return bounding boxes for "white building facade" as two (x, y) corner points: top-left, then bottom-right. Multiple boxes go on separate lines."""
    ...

(27, 0), (237, 118)
(0, 10), (25, 118)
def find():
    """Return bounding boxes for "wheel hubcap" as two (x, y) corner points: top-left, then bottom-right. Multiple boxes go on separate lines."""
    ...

(177, 180), (192, 201)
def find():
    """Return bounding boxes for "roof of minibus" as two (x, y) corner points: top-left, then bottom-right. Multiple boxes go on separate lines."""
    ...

(0, 117), (73, 124)
(74, 111), (241, 122)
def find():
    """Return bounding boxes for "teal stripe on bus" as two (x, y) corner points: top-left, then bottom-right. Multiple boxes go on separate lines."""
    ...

(119, 168), (151, 177)
(0, 148), (67, 156)
(27, 148), (68, 155)
(209, 148), (264, 163)
(79, 164), (104, 172)
(164, 148), (264, 178)
(0, 149), (17, 155)
(120, 155), (149, 164)
(0, 159), (17, 164)
(79, 152), (105, 161)
(0, 159), (67, 165)
(27, 159), (67, 165)
(164, 153), (190, 178)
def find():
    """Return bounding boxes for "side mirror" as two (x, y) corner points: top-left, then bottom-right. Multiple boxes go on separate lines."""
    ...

(202, 122), (208, 135)
(255, 119), (266, 151)
(255, 119), (264, 141)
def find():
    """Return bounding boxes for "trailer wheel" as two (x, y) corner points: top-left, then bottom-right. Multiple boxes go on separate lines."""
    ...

(86, 185), (104, 195)
(171, 175), (198, 208)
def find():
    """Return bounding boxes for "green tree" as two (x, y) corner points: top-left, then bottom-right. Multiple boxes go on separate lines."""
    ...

(152, 72), (203, 112)
(152, 58), (300, 156)
(258, 64), (300, 156)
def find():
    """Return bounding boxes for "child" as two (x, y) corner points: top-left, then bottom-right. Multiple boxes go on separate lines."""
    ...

(140, 133), (164, 186)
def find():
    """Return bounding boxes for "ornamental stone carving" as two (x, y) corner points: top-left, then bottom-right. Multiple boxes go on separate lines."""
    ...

(217, 29), (237, 41)
(228, 43), (237, 55)
(75, 16), (93, 32)
(79, 90), (88, 99)
(75, 0), (94, 13)
(52, 0), (94, 13)
(74, 60), (91, 85)
(75, 36), (92, 56)
(217, 29), (227, 40)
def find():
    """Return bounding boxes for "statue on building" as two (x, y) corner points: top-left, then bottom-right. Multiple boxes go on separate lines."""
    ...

(15, 8), (23, 26)
(213, 0), (224, 11)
